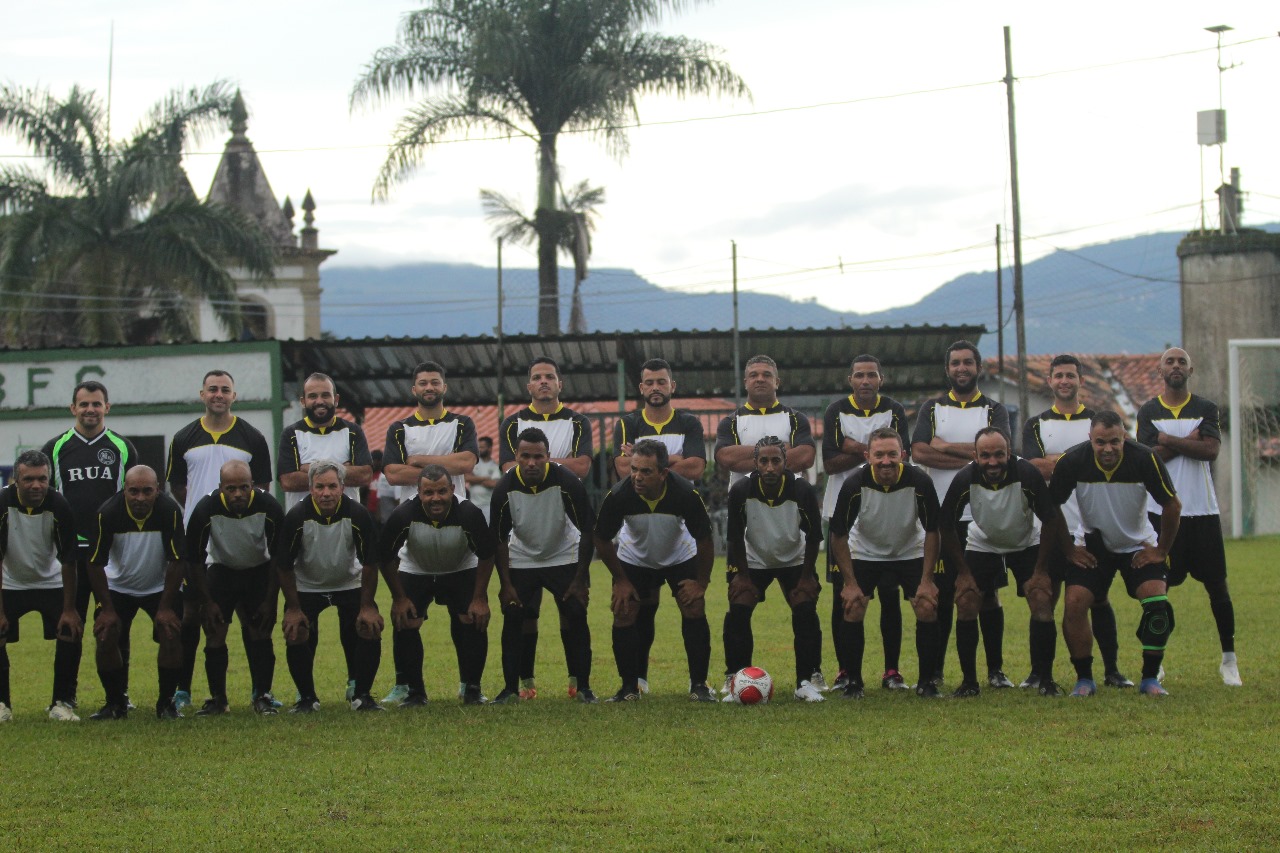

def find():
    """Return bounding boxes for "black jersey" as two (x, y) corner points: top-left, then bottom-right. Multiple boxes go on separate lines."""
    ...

(186, 488), (285, 570)
(383, 410), (479, 498)
(278, 416), (372, 506)
(490, 463), (595, 569)
(940, 457), (1056, 555)
(167, 416), (273, 525)
(912, 391), (1010, 508)
(40, 428), (139, 551)
(498, 405), (593, 468)
(714, 402), (814, 487)
(595, 473), (711, 570)
(830, 464), (939, 562)
(0, 485), (77, 590)
(277, 496), (377, 594)
(1049, 439), (1177, 554)
(379, 495), (493, 576)
(1136, 394), (1221, 517)
(90, 492), (185, 596)
(820, 394), (909, 518)
(613, 409), (706, 462)
(726, 472), (822, 571)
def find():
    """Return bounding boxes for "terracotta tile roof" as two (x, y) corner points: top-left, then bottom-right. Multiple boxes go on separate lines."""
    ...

(1100, 353), (1164, 409)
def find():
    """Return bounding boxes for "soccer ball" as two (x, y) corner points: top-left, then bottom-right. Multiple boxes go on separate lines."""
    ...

(731, 667), (774, 705)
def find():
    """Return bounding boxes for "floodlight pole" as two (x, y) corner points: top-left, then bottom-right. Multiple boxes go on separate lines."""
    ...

(496, 237), (504, 416)
(732, 240), (741, 409)
(996, 224), (1004, 376)
(1004, 26), (1030, 438)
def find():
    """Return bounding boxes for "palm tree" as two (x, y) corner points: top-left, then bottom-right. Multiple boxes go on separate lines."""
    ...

(352, 0), (748, 335)
(0, 82), (277, 347)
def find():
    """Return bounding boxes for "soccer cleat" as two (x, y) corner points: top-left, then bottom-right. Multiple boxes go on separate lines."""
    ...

(195, 697), (229, 716)
(1220, 654), (1242, 686)
(519, 677), (538, 701)
(488, 688), (521, 705)
(1070, 679), (1097, 698)
(1157, 665), (1166, 683)
(1019, 673), (1041, 690)
(832, 670), (850, 691)
(720, 692), (738, 703)
(1103, 670), (1134, 688)
(636, 677), (650, 695)
(1139, 678), (1169, 697)
(89, 703), (128, 720)
(48, 701), (80, 722)
(987, 670), (1015, 689)
(382, 683), (410, 704)
(0, 702), (12, 722)
(252, 694), (279, 716)
(606, 688), (640, 703)
(840, 682), (865, 700)
(252, 689), (283, 709)
(794, 680), (826, 702)
(399, 691), (430, 707)
(156, 700), (183, 720)
(952, 681), (982, 698)
(808, 670), (829, 692)
(350, 694), (384, 712)
(567, 676), (578, 699)
(345, 679), (357, 702)
(1038, 681), (1064, 697)
(930, 669), (945, 688)
(289, 697), (320, 714)
(461, 685), (488, 706)
(720, 674), (735, 695)
(172, 690), (192, 712)
(689, 683), (717, 703)
(124, 694), (137, 711)
(916, 682), (941, 699)
(881, 670), (909, 691)
(576, 688), (599, 704)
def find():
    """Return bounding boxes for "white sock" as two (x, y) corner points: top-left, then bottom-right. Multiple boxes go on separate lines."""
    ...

(1222, 651), (1237, 665)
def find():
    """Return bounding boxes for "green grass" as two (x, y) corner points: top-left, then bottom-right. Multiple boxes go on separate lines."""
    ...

(2, 537), (1277, 850)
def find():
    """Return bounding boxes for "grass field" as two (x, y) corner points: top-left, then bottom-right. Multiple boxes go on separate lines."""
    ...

(1, 537), (1276, 850)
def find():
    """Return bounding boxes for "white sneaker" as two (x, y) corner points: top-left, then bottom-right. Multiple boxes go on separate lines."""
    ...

(0, 702), (11, 722)
(637, 677), (650, 695)
(720, 674), (734, 695)
(1220, 653), (1242, 686)
(794, 680), (826, 702)
(721, 692), (738, 703)
(809, 670), (830, 692)
(48, 701), (80, 722)
(1157, 664), (1166, 683)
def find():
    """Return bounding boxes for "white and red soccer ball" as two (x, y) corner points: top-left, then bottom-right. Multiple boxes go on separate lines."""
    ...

(731, 666), (774, 705)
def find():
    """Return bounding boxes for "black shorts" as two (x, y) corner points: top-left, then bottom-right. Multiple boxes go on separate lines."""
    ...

(731, 565), (813, 604)
(852, 559), (923, 601)
(510, 565), (581, 618)
(1, 588), (70, 643)
(963, 546), (1057, 596)
(399, 568), (477, 620)
(99, 590), (183, 642)
(206, 563), (274, 625)
(625, 558), (699, 600)
(932, 520), (970, 593)
(1064, 534), (1168, 600)
(1151, 513), (1227, 586)
(297, 588), (362, 627)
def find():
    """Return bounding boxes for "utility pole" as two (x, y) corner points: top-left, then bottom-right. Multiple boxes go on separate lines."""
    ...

(732, 240), (741, 409)
(496, 237), (504, 416)
(996, 224), (1004, 376)
(1004, 26), (1030, 441)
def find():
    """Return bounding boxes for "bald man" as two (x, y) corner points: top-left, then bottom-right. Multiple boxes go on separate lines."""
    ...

(1136, 347), (1239, 686)
(87, 466), (186, 719)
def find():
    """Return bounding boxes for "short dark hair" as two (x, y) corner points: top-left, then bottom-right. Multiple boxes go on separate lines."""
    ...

(1049, 354), (1083, 375)
(72, 380), (109, 404)
(631, 439), (669, 470)
(849, 354), (881, 372)
(202, 369), (234, 385)
(1091, 410), (1123, 430)
(478, 435), (494, 446)
(414, 361), (447, 381)
(640, 358), (672, 376)
(16, 449), (50, 471)
(418, 464), (452, 483)
(753, 435), (787, 460)
(303, 372), (336, 393)
(974, 426), (1010, 446)
(868, 427), (904, 448)
(744, 355), (777, 374)
(945, 340), (981, 366)
(516, 427), (550, 452)
(528, 356), (559, 377)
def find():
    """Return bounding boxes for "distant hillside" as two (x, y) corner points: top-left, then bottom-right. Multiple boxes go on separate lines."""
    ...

(321, 224), (1278, 353)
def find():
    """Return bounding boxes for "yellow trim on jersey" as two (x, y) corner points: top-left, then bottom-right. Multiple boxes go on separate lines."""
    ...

(303, 416), (339, 433)
(743, 401), (779, 414)
(641, 408), (675, 432)
(947, 390), (982, 408)
(527, 403), (565, 420)
(1094, 451), (1123, 482)
(125, 503), (153, 532)
(413, 408), (450, 425)
(846, 394), (882, 417)
(1150, 451), (1176, 498)
(755, 476), (785, 506)
(200, 415), (238, 442)
(1051, 403), (1087, 419)
(515, 463), (550, 492)
(639, 483), (668, 513)
(873, 463), (904, 491)
(1157, 394), (1190, 419)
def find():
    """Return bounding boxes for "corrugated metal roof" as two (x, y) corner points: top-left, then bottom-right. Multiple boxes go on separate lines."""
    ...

(283, 324), (985, 414)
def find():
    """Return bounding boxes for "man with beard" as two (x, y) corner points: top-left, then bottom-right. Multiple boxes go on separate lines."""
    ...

(278, 373), (373, 507)
(1022, 355), (1131, 689)
(497, 357), (593, 699)
(381, 361), (479, 704)
(612, 358), (707, 694)
(378, 465), (494, 706)
(1050, 411), (1181, 697)
(41, 380), (138, 706)
(939, 428), (1070, 697)
(185, 460), (286, 715)
(820, 355), (911, 693)
(911, 341), (1011, 688)
(167, 370), (273, 713)
(1136, 347), (1239, 686)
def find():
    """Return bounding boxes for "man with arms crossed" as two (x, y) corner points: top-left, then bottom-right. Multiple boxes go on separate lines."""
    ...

(465, 436), (502, 523)
(278, 373), (373, 506)
(0, 451), (82, 721)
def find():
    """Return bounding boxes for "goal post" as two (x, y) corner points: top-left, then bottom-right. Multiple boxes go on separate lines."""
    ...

(1228, 339), (1280, 538)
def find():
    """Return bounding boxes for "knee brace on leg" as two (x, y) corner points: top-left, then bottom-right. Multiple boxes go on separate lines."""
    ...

(1136, 596), (1175, 651)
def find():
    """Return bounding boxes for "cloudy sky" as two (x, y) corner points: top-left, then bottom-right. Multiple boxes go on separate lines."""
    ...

(4, 1), (1278, 313)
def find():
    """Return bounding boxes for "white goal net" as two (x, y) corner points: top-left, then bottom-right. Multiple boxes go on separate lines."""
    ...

(1228, 339), (1280, 537)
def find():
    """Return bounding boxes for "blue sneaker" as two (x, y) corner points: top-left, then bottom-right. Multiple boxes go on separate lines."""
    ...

(1070, 679), (1097, 698)
(172, 690), (192, 712)
(1139, 678), (1169, 696)
(382, 684), (410, 705)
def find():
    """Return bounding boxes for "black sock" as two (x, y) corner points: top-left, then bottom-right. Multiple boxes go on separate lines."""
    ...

(520, 621), (538, 681)
(558, 608), (591, 691)
(979, 606), (1004, 672)
(881, 594), (902, 672)
(500, 612), (524, 692)
(0, 647), (10, 706)
(286, 628), (319, 700)
(844, 620), (866, 686)
(338, 614), (358, 684)
(354, 637), (381, 697)
(204, 646), (230, 700)
(395, 628), (426, 694)
(158, 666), (181, 705)
(1071, 655), (1094, 682)
(1141, 652), (1163, 681)
(119, 632), (131, 695)
(935, 588), (954, 677)
(681, 616), (711, 686)
(178, 617), (200, 692)
(98, 666), (127, 707)
(1210, 599), (1235, 654)
(613, 625), (641, 692)
(956, 619), (979, 684)
(1091, 602), (1120, 673)
(451, 618), (487, 688)
(915, 620), (939, 685)
(1026, 618), (1038, 679)
(245, 638), (275, 698)
(831, 593), (848, 673)
(792, 601), (821, 686)
(636, 602), (658, 680)
(1030, 619), (1057, 683)
(53, 639), (79, 705)
(722, 604), (754, 674)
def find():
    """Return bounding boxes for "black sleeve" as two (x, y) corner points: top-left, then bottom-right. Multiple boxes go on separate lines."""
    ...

(456, 416), (480, 459)
(89, 504), (115, 565)
(489, 476), (514, 539)
(50, 495), (78, 563)
(562, 471), (596, 536)
(378, 502), (413, 565)
(1143, 450), (1178, 507)
(821, 403), (842, 463)
(461, 503), (496, 561)
(713, 415), (737, 455)
(349, 502), (379, 565)
(1197, 399), (1222, 442)
(828, 474), (862, 537)
(571, 413), (594, 459)
(612, 417), (625, 451)
(276, 506), (306, 571)
(680, 415), (706, 460)
(263, 497), (286, 558)
(892, 401), (911, 450)
(990, 402), (1011, 435)
(791, 410), (815, 449)
(349, 423), (373, 467)
(594, 488), (626, 541)
(166, 434), (187, 489)
(911, 400), (937, 445)
(1019, 461), (1057, 524)
(1135, 401), (1159, 446)
(939, 467), (972, 536)
(163, 500), (186, 561)
(1048, 451), (1080, 506)
(795, 480), (823, 544)
(725, 480), (748, 557)
(498, 416), (519, 467)
(1022, 417), (1044, 459)
(915, 473), (940, 532)
(186, 499), (212, 565)
(277, 427), (301, 478)
(682, 486), (713, 542)
(247, 428), (273, 486)
(383, 422), (408, 467)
